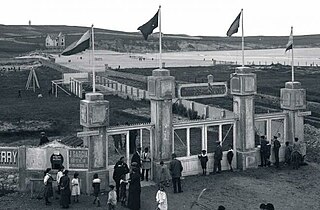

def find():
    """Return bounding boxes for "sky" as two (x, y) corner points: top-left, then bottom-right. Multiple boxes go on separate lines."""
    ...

(1, 0), (320, 36)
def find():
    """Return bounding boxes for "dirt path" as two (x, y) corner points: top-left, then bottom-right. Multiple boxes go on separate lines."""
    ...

(1, 163), (320, 210)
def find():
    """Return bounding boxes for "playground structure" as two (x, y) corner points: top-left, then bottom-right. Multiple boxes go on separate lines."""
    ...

(0, 66), (310, 195)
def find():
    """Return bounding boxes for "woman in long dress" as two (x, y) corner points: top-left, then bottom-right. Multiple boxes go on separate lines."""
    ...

(43, 168), (53, 205)
(127, 166), (141, 210)
(60, 170), (71, 208)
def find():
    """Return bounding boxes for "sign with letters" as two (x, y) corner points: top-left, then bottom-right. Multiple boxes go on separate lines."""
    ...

(177, 82), (228, 99)
(68, 149), (89, 169)
(0, 147), (18, 168)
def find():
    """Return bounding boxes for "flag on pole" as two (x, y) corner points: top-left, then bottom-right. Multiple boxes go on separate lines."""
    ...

(285, 27), (293, 52)
(61, 30), (91, 56)
(137, 10), (159, 40)
(226, 11), (242, 37)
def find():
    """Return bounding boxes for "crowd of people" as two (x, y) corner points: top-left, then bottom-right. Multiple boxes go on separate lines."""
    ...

(40, 133), (307, 210)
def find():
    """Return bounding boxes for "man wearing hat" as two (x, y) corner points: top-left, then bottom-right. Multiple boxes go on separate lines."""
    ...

(131, 147), (142, 170)
(169, 153), (183, 193)
(213, 141), (223, 174)
(272, 136), (281, 168)
(39, 131), (49, 146)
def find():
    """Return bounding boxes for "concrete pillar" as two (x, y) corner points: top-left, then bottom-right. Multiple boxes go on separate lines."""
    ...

(147, 69), (175, 161)
(280, 81), (307, 143)
(80, 93), (109, 193)
(230, 67), (257, 170)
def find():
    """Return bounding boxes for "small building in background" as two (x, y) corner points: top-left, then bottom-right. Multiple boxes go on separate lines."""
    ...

(45, 32), (65, 49)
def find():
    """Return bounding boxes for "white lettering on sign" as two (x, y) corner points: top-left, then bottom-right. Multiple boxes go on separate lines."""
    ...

(0, 149), (18, 166)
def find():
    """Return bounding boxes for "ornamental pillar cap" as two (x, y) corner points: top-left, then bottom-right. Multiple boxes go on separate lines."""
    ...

(85, 92), (104, 101)
(152, 68), (170, 76)
(235, 66), (253, 74)
(285, 81), (301, 89)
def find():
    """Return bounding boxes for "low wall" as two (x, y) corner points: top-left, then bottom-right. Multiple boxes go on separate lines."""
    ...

(105, 70), (147, 83)
(0, 169), (19, 191)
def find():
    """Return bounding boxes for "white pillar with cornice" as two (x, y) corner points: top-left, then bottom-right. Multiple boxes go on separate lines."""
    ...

(230, 67), (257, 170)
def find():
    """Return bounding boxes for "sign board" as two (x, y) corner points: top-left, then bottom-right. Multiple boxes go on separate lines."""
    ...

(298, 111), (311, 117)
(68, 149), (89, 169)
(77, 130), (99, 138)
(0, 147), (18, 168)
(177, 82), (228, 99)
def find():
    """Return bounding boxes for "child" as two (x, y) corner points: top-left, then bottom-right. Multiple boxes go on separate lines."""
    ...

(107, 185), (117, 210)
(159, 161), (170, 187)
(227, 144), (234, 171)
(92, 173), (101, 207)
(71, 172), (80, 203)
(119, 174), (128, 206)
(156, 184), (167, 210)
(198, 150), (208, 175)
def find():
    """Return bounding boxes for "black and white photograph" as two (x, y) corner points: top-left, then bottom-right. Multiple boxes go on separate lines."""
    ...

(0, 0), (320, 209)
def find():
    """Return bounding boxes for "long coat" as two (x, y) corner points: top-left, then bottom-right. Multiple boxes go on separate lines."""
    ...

(127, 171), (141, 210)
(60, 175), (71, 208)
(131, 152), (141, 168)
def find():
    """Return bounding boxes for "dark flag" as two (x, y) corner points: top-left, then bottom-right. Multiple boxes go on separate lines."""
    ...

(61, 30), (90, 56)
(226, 11), (242, 37)
(137, 10), (159, 40)
(285, 27), (293, 52)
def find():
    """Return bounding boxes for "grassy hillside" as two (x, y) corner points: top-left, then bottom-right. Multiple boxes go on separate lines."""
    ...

(1, 24), (320, 57)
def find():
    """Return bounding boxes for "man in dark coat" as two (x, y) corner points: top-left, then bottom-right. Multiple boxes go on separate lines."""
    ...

(60, 170), (71, 209)
(272, 136), (281, 168)
(131, 147), (141, 169)
(213, 141), (223, 174)
(113, 156), (129, 202)
(127, 166), (141, 210)
(260, 136), (268, 167)
(169, 153), (183, 193)
(39, 132), (49, 146)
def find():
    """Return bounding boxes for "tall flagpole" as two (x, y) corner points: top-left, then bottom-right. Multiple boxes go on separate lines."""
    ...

(159, 5), (162, 69)
(291, 26), (294, 82)
(91, 24), (96, 93)
(241, 8), (244, 67)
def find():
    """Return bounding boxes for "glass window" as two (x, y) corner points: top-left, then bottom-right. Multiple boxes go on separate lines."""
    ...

(173, 129), (187, 157)
(271, 119), (285, 143)
(222, 124), (233, 151)
(207, 125), (219, 153)
(255, 120), (267, 146)
(190, 127), (202, 156)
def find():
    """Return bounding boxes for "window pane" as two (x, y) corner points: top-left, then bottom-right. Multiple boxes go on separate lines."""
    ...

(173, 129), (187, 157)
(222, 124), (233, 151)
(255, 120), (267, 146)
(207, 125), (219, 153)
(271, 119), (284, 143)
(190, 127), (202, 156)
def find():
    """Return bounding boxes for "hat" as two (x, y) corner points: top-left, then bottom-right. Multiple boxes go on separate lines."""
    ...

(109, 184), (115, 189)
(41, 132), (45, 135)
(273, 136), (277, 139)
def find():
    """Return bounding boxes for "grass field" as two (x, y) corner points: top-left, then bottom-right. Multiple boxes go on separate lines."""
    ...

(0, 66), (149, 145)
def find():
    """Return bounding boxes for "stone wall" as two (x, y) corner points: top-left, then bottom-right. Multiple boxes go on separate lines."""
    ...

(0, 169), (19, 192)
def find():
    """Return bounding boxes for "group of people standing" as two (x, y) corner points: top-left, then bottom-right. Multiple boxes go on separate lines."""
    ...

(43, 166), (80, 209)
(112, 146), (151, 210)
(198, 141), (234, 175)
(260, 135), (281, 168)
(260, 134), (306, 169)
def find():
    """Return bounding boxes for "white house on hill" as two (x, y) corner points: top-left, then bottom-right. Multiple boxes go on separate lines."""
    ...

(45, 32), (65, 48)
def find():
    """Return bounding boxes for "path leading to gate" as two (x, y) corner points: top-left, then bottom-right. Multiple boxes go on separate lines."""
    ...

(1, 163), (319, 210)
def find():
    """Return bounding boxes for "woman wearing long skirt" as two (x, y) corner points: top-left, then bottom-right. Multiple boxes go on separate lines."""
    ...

(127, 166), (141, 210)
(43, 168), (54, 205)
(60, 170), (71, 208)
